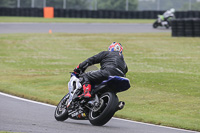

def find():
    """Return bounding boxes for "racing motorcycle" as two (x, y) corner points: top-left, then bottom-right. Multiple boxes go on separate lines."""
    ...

(153, 15), (174, 29)
(54, 66), (130, 126)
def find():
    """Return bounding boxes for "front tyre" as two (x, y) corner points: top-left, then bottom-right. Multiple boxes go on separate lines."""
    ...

(153, 21), (159, 28)
(54, 94), (69, 121)
(88, 92), (119, 126)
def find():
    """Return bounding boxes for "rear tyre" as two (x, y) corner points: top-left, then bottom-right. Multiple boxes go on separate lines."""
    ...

(88, 92), (119, 126)
(54, 94), (69, 121)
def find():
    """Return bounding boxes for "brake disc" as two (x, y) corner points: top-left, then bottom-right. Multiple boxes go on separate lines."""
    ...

(92, 99), (104, 113)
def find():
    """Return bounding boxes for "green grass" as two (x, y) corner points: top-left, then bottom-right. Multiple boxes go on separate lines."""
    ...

(0, 33), (200, 131)
(0, 132), (21, 133)
(0, 16), (154, 23)
(0, 132), (22, 133)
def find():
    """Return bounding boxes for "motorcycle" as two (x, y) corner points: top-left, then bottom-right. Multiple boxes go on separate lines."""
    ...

(153, 15), (174, 29)
(54, 66), (130, 126)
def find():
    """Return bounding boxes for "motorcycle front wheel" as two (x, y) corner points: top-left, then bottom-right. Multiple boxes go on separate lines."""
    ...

(153, 21), (159, 28)
(88, 92), (119, 126)
(54, 94), (69, 121)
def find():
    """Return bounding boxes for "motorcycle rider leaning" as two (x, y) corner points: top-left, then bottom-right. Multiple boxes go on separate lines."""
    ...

(163, 8), (175, 21)
(74, 42), (128, 99)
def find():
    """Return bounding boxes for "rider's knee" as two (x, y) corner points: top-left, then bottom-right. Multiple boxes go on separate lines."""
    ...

(79, 75), (90, 85)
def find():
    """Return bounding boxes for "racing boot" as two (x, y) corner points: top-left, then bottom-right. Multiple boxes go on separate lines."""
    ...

(78, 84), (91, 99)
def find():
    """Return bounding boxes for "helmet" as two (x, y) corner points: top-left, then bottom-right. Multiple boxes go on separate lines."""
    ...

(108, 42), (123, 54)
(170, 8), (175, 13)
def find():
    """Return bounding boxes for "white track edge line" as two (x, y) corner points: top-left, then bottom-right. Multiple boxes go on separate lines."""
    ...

(112, 117), (198, 133)
(0, 92), (198, 133)
(0, 92), (56, 108)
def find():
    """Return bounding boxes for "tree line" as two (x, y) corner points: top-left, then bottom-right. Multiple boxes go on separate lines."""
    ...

(1, 0), (199, 11)
(0, 0), (138, 11)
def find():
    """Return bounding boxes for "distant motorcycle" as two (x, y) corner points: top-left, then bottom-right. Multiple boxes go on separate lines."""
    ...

(54, 66), (130, 126)
(153, 14), (174, 29)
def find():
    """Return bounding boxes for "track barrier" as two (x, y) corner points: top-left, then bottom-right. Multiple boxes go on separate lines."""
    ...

(0, 8), (200, 19)
(171, 18), (200, 37)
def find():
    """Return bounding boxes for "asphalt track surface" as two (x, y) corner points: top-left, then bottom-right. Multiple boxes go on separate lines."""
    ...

(0, 93), (199, 133)
(0, 23), (170, 34)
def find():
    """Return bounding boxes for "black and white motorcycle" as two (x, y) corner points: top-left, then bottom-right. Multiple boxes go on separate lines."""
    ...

(153, 14), (174, 29)
(153, 9), (175, 29)
(54, 66), (130, 126)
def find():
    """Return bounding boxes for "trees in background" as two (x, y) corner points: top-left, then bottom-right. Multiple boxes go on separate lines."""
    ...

(0, 0), (90, 9)
(181, 2), (200, 10)
(0, 0), (17, 8)
(0, 0), (199, 11)
(46, 0), (89, 9)
(138, 0), (200, 11)
(0, 0), (138, 10)
(97, 0), (138, 11)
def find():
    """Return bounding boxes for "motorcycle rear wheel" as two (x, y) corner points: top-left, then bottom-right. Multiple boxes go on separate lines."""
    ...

(88, 92), (119, 126)
(54, 94), (69, 121)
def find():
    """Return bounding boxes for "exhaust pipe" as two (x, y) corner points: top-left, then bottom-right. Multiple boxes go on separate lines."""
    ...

(117, 101), (125, 110)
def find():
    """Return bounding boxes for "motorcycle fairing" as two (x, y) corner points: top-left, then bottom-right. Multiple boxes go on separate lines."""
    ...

(68, 105), (87, 120)
(67, 73), (82, 107)
(93, 76), (130, 93)
(158, 15), (164, 21)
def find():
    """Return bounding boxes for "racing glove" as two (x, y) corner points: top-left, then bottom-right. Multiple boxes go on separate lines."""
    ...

(73, 65), (81, 74)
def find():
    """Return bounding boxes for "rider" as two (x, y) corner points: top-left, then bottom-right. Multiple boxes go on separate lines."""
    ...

(163, 8), (175, 21)
(73, 42), (128, 99)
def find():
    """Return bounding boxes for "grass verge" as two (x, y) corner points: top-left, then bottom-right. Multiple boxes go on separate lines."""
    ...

(0, 33), (199, 131)
(0, 16), (154, 23)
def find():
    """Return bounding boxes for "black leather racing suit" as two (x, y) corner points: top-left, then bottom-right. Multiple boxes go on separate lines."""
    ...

(79, 51), (128, 85)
